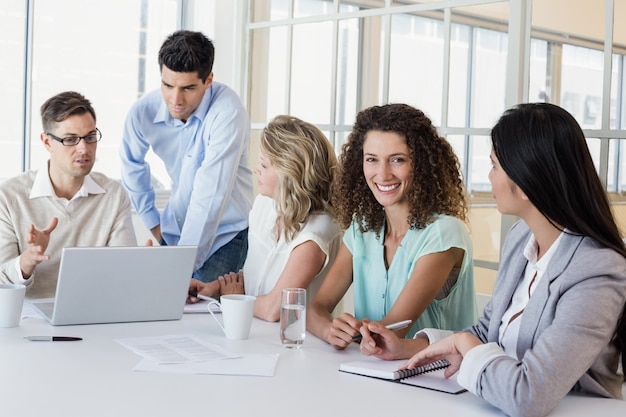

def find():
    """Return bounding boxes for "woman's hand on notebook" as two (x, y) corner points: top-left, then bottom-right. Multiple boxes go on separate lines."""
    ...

(402, 332), (481, 378)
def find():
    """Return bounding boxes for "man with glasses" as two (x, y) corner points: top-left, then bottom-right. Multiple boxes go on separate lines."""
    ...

(120, 30), (253, 284)
(0, 91), (137, 298)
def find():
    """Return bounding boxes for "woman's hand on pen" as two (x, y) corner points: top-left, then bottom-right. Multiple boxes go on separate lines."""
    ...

(360, 322), (430, 361)
(359, 321), (403, 360)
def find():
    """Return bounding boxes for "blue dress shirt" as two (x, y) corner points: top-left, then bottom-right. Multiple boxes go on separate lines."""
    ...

(120, 82), (253, 271)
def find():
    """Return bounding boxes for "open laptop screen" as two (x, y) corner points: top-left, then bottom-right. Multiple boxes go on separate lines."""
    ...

(33, 245), (197, 326)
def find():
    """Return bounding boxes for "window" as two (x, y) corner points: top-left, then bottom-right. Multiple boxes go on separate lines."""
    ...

(247, 0), (626, 196)
(2, 0), (178, 188)
(0, 0), (26, 179)
(247, 0), (513, 194)
(245, 0), (626, 287)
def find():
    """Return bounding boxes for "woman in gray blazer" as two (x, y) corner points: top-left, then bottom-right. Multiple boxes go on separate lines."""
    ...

(359, 103), (626, 417)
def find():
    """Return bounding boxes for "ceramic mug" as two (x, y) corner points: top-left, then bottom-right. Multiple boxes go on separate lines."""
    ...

(207, 294), (256, 340)
(0, 284), (26, 328)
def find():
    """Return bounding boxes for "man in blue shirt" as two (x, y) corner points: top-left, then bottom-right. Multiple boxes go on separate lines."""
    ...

(120, 30), (253, 283)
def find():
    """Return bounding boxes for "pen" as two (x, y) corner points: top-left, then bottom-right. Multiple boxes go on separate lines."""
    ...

(352, 319), (412, 341)
(188, 291), (217, 302)
(24, 336), (83, 342)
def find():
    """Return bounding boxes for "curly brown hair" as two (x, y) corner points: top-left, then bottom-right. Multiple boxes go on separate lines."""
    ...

(333, 103), (468, 234)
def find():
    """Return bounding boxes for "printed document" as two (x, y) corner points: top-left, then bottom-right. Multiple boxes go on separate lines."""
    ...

(115, 334), (279, 377)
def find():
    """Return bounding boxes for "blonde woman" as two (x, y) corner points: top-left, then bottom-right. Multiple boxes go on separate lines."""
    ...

(189, 115), (341, 322)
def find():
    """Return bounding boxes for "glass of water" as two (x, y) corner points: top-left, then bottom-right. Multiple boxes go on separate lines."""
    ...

(280, 288), (306, 348)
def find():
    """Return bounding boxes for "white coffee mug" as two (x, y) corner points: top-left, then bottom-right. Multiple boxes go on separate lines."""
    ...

(207, 294), (256, 340)
(0, 284), (26, 328)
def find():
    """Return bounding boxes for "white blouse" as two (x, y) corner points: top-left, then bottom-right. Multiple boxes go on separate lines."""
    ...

(498, 231), (564, 358)
(243, 195), (341, 304)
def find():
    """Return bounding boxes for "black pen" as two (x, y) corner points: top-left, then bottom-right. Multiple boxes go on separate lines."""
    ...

(24, 336), (83, 342)
(352, 319), (412, 341)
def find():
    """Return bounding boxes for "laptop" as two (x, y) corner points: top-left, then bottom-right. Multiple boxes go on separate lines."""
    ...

(33, 245), (198, 326)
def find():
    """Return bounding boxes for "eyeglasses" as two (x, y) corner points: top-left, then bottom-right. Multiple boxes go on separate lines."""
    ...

(46, 128), (102, 146)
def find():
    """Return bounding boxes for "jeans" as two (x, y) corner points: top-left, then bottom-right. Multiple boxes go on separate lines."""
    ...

(191, 228), (249, 283)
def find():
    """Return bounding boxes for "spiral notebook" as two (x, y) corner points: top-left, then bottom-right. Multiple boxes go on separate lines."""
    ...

(339, 358), (465, 394)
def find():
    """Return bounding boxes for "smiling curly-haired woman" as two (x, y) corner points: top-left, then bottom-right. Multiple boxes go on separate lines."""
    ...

(308, 103), (476, 349)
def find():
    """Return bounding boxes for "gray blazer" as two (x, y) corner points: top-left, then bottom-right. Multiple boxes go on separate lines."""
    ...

(469, 220), (626, 417)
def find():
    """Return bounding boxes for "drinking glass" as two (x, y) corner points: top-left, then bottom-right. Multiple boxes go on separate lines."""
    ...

(280, 288), (306, 348)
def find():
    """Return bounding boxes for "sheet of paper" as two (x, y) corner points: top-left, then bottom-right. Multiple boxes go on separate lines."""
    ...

(133, 354), (280, 377)
(183, 300), (221, 314)
(115, 334), (239, 364)
(22, 298), (54, 319)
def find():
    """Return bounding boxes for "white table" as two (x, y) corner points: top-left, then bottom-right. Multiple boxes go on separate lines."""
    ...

(2, 311), (625, 417)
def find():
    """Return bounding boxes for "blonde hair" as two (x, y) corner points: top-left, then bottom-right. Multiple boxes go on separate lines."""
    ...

(261, 115), (337, 241)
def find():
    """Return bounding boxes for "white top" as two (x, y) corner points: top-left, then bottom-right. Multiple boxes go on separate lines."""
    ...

(498, 231), (564, 357)
(243, 195), (341, 303)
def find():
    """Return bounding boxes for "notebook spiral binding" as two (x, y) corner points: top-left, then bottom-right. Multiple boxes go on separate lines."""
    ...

(396, 359), (451, 379)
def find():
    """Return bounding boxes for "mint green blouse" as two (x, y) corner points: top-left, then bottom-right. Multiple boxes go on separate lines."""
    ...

(344, 214), (476, 338)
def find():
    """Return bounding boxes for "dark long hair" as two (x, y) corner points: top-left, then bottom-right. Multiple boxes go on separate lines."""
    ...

(491, 102), (626, 379)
